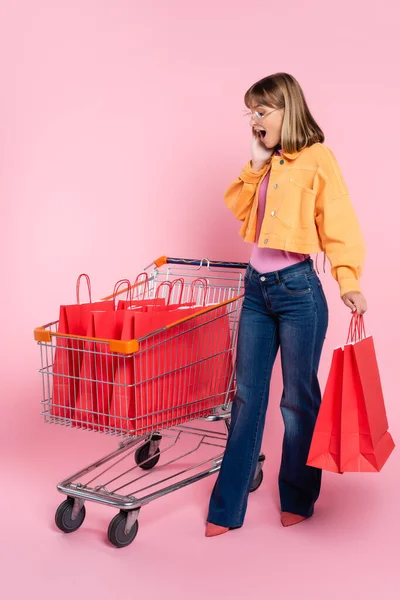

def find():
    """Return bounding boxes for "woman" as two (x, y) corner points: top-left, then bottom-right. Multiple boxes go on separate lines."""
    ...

(206, 73), (367, 536)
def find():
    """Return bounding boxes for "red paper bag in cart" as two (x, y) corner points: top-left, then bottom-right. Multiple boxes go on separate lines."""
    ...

(109, 305), (203, 433)
(107, 314), (137, 432)
(73, 313), (97, 428)
(52, 274), (114, 419)
(109, 301), (234, 433)
(109, 278), (203, 432)
(306, 347), (344, 473)
(340, 316), (395, 472)
(74, 280), (137, 430)
(168, 303), (234, 424)
(109, 279), (209, 432)
(165, 279), (234, 423)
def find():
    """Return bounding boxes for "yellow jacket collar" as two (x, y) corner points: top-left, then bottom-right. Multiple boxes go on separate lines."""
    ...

(276, 145), (307, 160)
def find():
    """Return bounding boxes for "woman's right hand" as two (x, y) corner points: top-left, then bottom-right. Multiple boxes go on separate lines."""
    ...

(251, 128), (274, 171)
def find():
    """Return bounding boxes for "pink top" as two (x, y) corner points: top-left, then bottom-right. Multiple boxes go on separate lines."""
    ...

(250, 148), (309, 273)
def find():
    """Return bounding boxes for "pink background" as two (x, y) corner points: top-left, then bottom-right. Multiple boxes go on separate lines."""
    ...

(1, 0), (399, 598)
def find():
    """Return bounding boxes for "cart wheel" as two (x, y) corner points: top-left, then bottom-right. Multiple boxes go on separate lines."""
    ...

(135, 441), (160, 470)
(55, 498), (86, 533)
(108, 511), (139, 548)
(249, 469), (264, 493)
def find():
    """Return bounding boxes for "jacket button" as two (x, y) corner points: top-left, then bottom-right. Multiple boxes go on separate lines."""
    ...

(271, 211), (275, 216)
(264, 239), (268, 244)
(280, 159), (284, 165)
(273, 184), (278, 189)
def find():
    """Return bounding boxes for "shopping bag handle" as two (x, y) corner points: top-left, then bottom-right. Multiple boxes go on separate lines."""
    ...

(146, 279), (185, 308)
(189, 278), (208, 307)
(76, 274), (92, 305)
(134, 275), (185, 305)
(133, 272), (149, 300)
(170, 278), (185, 305)
(101, 273), (148, 302)
(113, 279), (132, 310)
(347, 312), (366, 344)
(155, 281), (173, 304)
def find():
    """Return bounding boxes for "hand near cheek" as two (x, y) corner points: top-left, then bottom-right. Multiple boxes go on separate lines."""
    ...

(251, 128), (274, 166)
(342, 292), (368, 315)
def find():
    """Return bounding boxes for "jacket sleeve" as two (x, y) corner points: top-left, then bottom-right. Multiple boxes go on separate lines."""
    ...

(314, 145), (366, 297)
(224, 160), (269, 221)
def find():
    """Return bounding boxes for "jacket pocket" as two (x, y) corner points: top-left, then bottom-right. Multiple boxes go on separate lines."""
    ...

(276, 178), (316, 229)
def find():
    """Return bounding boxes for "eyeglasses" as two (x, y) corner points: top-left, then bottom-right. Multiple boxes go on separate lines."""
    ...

(243, 107), (280, 123)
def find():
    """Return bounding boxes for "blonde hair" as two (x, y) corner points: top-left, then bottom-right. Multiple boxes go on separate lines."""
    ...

(244, 73), (324, 153)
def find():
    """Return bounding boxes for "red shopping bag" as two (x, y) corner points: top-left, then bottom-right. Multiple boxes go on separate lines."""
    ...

(108, 284), (200, 433)
(183, 303), (234, 421)
(110, 278), (210, 431)
(340, 316), (395, 472)
(307, 314), (395, 473)
(159, 303), (234, 426)
(108, 314), (137, 432)
(76, 278), (178, 431)
(109, 302), (233, 434)
(73, 313), (97, 428)
(52, 274), (114, 419)
(108, 279), (178, 432)
(306, 347), (343, 473)
(74, 280), (136, 430)
(128, 305), (204, 431)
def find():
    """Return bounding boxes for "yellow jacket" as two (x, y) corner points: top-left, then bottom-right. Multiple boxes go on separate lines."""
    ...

(224, 142), (366, 297)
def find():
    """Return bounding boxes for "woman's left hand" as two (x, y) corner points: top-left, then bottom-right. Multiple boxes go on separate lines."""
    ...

(342, 292), (368, 315)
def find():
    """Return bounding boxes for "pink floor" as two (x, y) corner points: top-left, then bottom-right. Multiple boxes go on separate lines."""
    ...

(2, 391), (399, 600)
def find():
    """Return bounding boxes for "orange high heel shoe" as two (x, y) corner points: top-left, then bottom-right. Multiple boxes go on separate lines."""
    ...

(281, 512), (308, 527)
(205, 522), (230, 537)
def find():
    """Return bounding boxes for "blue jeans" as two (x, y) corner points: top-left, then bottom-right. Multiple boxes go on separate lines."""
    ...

(207, 258), (329, 527)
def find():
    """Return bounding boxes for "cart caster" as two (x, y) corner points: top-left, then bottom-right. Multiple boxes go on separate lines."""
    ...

(135, 434), (161, 470)
(249, 469), (264, 493)
(55, 497), (86, 533)
(249, 454), (265, 493)
(108, 511), (139, 548)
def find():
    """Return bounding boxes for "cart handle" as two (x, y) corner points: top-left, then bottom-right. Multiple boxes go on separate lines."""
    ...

(149, 256), (249, 270)
(34, 295), (244, 355)
(100, 256), (247, 301)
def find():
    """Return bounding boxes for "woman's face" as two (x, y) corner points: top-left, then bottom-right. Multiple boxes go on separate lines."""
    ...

(249, 103), (285, 149)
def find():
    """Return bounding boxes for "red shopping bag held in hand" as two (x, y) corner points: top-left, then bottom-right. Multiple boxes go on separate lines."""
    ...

(307, 313), (395, 473)
(340, 314), (395, 472)
(306, 347), (344, 473)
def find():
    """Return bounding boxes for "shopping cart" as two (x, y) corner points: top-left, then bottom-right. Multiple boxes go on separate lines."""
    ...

(34, 256), (265, 547)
